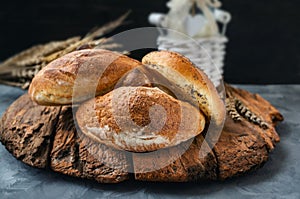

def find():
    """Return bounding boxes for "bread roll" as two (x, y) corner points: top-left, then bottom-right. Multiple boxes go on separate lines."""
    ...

(29, 49), (141, 105)
(76, 86), (205, 152)
(116, 65), (190, 100)
(142, 50), (225, 126)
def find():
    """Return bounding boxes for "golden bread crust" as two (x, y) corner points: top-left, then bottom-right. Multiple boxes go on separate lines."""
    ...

(29, 49), (141, 105)
(142, 50), (225, 126)
(76, 87), (205, 152)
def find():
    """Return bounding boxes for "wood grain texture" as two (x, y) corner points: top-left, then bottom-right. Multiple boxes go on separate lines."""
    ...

(50, 106), (131, 183)
(133, 135), (218, 182)
(214, 85), (283, 179)
(0, 95), (131, 183)
(0, 94), (61, 168)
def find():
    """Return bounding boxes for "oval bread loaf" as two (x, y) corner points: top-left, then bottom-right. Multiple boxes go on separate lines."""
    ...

(28, 49), (224, 152)
(29, 49), (141, 105)
(76, 86), (206, 152)
(142, 50), (226, 126)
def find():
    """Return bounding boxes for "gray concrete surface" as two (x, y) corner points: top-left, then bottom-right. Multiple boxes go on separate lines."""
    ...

(0, 84), (299, 199)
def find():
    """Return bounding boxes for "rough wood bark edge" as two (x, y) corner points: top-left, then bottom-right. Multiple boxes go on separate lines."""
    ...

(0, 84), (283, 182)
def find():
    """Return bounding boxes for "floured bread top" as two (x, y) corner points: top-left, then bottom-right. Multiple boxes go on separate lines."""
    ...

(76, 87), (205, 152)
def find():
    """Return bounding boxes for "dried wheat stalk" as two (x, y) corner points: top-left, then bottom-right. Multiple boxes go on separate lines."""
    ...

(0, 12), (129, 89)
(225, 83), (269, 129)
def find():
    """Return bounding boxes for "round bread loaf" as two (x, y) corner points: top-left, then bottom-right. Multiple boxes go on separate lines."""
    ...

(76, 86), (206, 152)
(29, 49), (141, 105)
(142, 50), (226, 126)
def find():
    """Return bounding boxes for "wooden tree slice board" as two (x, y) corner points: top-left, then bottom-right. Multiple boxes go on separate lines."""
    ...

(0, 84), (283, 183)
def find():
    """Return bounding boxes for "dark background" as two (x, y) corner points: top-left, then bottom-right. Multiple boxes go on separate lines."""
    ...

(0, 0), (299, 84)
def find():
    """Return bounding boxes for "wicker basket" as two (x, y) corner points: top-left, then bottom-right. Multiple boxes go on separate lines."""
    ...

(149, 9), (231, 89)
(157, 35), (227, 88)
